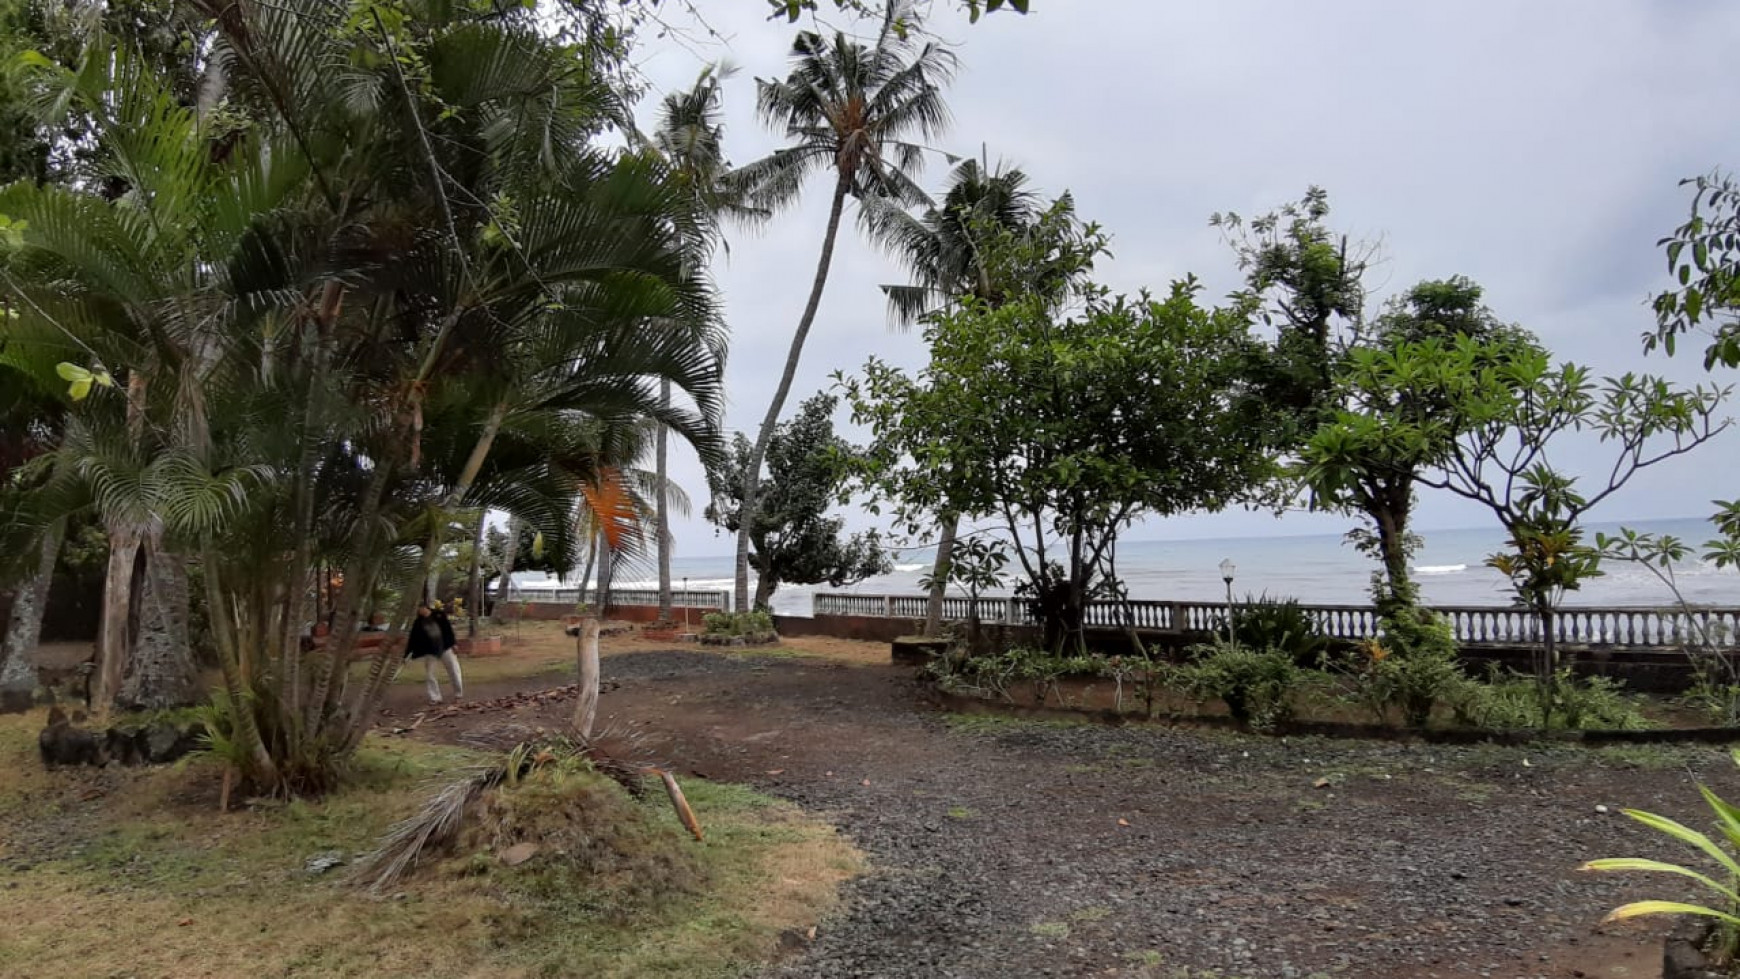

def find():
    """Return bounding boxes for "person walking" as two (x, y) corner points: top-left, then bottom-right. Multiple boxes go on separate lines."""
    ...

(406, 601), (464, 704)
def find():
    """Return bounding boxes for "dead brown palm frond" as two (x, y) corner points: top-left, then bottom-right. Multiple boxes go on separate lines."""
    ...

(350, 764), (504, 893)
(351, 726), (702, 891)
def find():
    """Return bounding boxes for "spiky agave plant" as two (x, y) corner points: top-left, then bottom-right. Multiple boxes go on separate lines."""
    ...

(1582, 748), (1740, 963)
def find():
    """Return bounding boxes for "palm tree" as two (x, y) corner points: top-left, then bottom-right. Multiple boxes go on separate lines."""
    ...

(637, 65), (761, 624)
(727, 0), (956, 610)
(861, 154), (1040, 634)
(2, 0), (724, 792)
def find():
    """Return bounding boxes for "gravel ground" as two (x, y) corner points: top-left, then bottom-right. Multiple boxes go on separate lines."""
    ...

(453, 651), (1734, 979)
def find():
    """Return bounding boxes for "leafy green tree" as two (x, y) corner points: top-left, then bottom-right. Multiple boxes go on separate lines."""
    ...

(1, 0), (723, 791)
(1353, 335), (1727, 724)
(844, 203), (1277, 653)
(861, 153), (1042, 635)
(766, 0), (1030, 25)
(725, 0), (956, 612)
(1212, 186), (1373, 435)
(706, 393), (890, 609)
(1301, 276), (1535, 612)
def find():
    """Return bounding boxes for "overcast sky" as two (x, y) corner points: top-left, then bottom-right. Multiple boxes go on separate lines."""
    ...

(627, 0), (1740, 559)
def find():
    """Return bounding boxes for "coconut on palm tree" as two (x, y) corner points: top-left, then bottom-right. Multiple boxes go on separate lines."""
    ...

(726, 0), (956, 611)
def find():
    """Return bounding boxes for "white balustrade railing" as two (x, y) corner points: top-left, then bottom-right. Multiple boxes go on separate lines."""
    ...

(810, 593), (1740, 650)
(512, 588), (727, 610)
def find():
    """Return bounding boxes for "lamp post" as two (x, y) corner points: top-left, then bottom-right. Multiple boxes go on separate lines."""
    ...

(1219, 558), (1237, 645)
(682, 576), (690, 631)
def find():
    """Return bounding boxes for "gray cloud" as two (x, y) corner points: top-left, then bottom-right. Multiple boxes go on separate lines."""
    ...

(633, 0), (1740, 558)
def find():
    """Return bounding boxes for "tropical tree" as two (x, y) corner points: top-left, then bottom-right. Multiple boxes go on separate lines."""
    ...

(706, 392), (890, 608)
(1301, 276), (1535, 612)
(727, 0), (956, 611)
(1350, 334), (1727, 724)
(1212, 187), (1373, 439)
(861, 154), (1041, 634)
(0, 0), (723, 793)
(844, 202), (1279, 652)
(636, 64), (760, 624)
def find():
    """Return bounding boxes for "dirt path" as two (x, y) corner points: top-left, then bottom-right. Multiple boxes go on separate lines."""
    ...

(388, 649), (1717, 979)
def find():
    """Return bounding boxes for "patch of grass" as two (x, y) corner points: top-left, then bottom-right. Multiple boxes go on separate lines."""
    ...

(1070, 905), (1111, 922)
(945, 806), (975, 820)
(1592, 742), (1723, 771)
(1125, 949), (1164, 966)
(0, 719), (860, 979)
(942, 712), (1091, 735)
(1030, 920), (1070, 939)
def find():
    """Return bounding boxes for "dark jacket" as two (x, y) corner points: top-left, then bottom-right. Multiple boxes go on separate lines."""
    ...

(405, 611), (457, 659)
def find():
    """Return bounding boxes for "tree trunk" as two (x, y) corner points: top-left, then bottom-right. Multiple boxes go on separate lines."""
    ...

(93, 522), (141, 714)
(495, 516), (522, 610)
(119, 537), (200, 711)
(466, 511), (486, 639)
(573, 616), (601, 738)
(922, 513), (958, 638)
(656, 378), (673, 625)
(0, 520), (64, 711)
(578, 529), (598, 609)
(751, 562), (776, 612)
(1374, 504), (1412, 614)
(734, 174), (852, 612)
(595, 530), (614, 616)
(1537, 604), (1559, 729)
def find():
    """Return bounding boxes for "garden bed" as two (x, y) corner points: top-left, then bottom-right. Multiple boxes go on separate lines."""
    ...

(925, 685), (1740, 745)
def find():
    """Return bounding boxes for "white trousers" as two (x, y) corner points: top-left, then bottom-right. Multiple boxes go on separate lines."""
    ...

(423, 649), (464, 703)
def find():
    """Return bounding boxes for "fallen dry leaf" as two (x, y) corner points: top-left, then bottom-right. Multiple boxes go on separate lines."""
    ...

(860, 778), (871, 786)
(177, 918), (193, 927)
(764, 769), (785, 775)
(1313, 777), (1331, 789)
(1117, 818), (1130, 827)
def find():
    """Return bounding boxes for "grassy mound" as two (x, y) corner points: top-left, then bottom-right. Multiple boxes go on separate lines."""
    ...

(445, 759), (707, 922)
(0, 709), (861, 978)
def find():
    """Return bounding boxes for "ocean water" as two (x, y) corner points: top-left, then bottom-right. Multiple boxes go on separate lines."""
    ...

(516, 516), (1737, 617)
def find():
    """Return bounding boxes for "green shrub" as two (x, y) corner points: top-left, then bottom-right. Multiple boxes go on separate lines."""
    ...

(925, 646), (1111, 705)
(1228, 595), (1331, 668)
(700, 610), (776, 638)
(1337, 610), (1464, 728)
(1174, 641), (1306, 730)
(1447, 667), (1653, 731)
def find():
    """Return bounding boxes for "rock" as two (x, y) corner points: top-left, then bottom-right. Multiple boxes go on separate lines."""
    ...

(38, 713), (107, 768)
(499, 842), (539, 867)
(304, 851), (346, 875)
(143, 721), (188, 764)
(1594, 804), (1609, 814)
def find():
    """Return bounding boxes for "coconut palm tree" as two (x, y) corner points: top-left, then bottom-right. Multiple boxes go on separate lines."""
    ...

(637, 64), (761, 624)
(726, 0), (956, 610)
(860, 154), (1040, 633)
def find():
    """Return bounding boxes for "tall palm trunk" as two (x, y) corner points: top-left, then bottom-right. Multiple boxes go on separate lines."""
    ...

(573, 616), (601, 737)
(595, 529), (615, 614)
(466, 511), (486, 638)
(93, 522), (141, 714)
(734, 174), (851, 611)
(656, 378), (673, 624)
(495, 516), (522, 611)
(119, 535), (199, 710)
(922, 512), (958, 638)
(0, 519), (65, 711)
